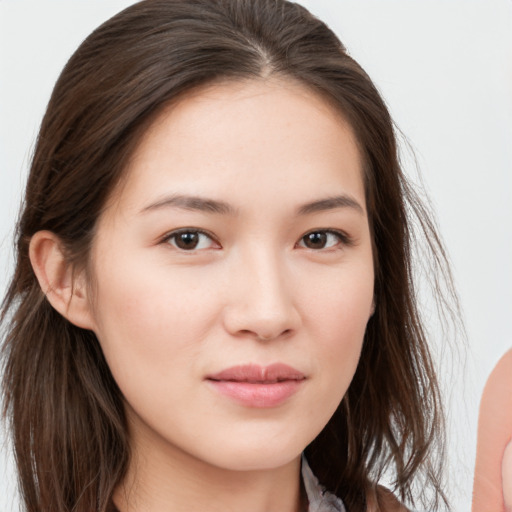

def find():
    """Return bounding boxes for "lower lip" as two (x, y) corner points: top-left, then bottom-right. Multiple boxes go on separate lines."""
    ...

(207, 380), (303, 408)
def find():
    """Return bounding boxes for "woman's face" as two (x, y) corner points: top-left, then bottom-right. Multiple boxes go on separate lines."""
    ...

(86, 78), (374, 471)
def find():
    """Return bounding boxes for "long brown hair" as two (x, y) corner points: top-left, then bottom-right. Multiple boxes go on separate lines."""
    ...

(2, 1), (453, 511)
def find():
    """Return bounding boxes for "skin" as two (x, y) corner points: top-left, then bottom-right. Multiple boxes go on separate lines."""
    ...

(30, 78), (376, 512)
(473, 349), (512, 511)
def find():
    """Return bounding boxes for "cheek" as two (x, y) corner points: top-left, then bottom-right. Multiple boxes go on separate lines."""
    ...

(304, 258), (373, 340)
(303, 265), (373, 401)
(89, 256), (222, 381)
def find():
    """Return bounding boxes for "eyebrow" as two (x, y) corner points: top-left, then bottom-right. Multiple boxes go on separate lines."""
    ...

(141, 194), (237, 215)
(297, 195), (364, 216)
(141, 193), (364, 216)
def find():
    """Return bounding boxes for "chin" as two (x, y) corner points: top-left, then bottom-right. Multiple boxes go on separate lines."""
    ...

(214, 452), (301, 472)
(195, 432), (310, 472)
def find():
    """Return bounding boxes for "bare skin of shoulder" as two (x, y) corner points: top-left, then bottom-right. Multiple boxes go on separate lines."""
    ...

(503, 441), (512, 510)
(473, 349), (512, 512)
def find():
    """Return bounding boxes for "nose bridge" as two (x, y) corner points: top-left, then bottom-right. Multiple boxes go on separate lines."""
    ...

(224, 242), (299, 339)
(248, 245), (289, 307)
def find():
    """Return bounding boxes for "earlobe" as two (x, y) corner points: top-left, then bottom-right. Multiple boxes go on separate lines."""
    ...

(29, 231), (96, 330)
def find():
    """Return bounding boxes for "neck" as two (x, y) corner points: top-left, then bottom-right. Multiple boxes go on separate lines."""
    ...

(113, 425), (305, 512)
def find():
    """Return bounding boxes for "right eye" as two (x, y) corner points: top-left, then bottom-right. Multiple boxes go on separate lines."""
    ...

(162, 229), (219, 251)
(297, 229), (351, 251)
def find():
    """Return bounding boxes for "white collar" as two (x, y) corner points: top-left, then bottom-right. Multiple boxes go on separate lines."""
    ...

(301, 455), (346, 512)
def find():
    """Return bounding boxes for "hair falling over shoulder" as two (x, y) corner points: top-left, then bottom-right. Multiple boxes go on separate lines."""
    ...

(1, 1), (459, 511)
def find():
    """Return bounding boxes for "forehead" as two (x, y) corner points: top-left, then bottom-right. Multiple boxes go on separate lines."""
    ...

(111, 77), (365, 214)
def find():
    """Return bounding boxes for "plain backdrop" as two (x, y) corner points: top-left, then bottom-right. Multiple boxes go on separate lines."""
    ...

(1, 1), (511, 511)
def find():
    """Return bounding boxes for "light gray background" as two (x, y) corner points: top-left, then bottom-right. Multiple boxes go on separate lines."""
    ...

(1, 1), (511, 510)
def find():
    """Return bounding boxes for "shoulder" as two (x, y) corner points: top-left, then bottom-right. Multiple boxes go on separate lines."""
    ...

(366, 486), (410, 512)
(483, 349), (512, 396)
(479, 348), (512, 427)
(472, 348), (512, 511)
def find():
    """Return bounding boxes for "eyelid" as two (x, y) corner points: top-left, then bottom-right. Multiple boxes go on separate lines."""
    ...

(160, 228), (221, 250)
(158, 227), (352, 251)
(296, 228), (354, 249)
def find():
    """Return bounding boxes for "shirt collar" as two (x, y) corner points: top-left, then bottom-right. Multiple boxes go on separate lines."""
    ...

(301, 455), (346, 512)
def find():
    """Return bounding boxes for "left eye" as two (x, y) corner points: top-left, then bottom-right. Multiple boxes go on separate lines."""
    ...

(298, 230), (344, 250)
(164, 230), (217, 251)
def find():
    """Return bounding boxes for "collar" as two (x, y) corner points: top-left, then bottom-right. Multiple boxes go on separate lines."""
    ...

(301, 455), (346, 512)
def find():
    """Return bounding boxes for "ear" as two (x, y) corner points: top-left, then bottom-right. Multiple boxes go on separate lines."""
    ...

(29, 230), (96, 330)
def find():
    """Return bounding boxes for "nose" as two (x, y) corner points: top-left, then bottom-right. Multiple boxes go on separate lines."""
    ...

(222, 248), (301, 342)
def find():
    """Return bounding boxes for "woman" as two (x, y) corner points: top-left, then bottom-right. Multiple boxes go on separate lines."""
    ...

(1, 1), (453, 511)
(473, 349), (512, 511)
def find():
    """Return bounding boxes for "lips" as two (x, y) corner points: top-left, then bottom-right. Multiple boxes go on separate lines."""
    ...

(206, 364), (305, 408)
(207, 363), (305, 383)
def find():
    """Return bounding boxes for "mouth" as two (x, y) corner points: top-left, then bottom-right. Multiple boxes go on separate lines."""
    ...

(205, 364), (306, 408)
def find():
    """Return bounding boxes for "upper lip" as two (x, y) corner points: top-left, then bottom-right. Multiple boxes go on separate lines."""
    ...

(206, 363), (305, 383)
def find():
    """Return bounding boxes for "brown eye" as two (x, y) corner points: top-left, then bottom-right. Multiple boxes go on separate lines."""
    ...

(299, 230), (343, 250)
(165, 230), (216, 251)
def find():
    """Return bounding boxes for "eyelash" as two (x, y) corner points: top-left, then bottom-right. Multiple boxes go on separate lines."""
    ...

(160, 228), (352, 252)
(297, 229), (352, 250)
(161, 228), (220, 251)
